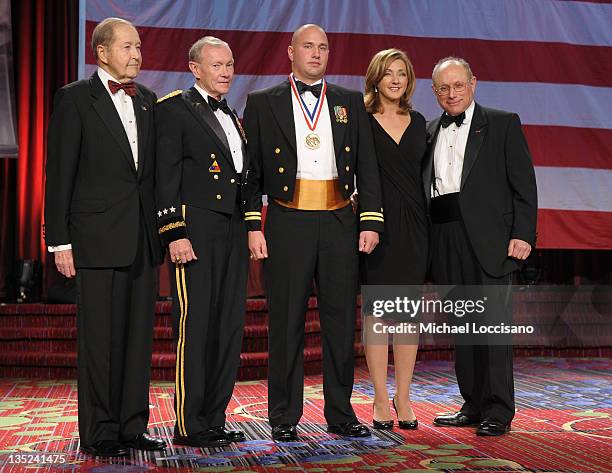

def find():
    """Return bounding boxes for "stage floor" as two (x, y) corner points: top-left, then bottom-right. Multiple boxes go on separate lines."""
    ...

(0, 358), (610, 472)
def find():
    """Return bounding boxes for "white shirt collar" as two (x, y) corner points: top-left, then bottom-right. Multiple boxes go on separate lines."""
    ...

(194, 83), (223, 104)
(290, 73), (323, 86)
(97, 67), (127, 96)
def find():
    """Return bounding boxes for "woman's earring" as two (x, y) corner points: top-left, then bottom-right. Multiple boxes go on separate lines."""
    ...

(374, 86), (378, 93)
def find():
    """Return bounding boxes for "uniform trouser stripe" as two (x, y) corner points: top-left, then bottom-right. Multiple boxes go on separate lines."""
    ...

(174, 204), (189, 436)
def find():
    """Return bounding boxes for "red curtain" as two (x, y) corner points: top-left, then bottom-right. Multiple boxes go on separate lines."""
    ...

(0, 0), (78, 298)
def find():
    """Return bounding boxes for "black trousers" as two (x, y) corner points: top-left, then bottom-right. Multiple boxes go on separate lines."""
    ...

(264, 202), (359, 426)
(76, 223), (157, 447)
(430, 217), (515, 424)
(172, 203), (248, 437)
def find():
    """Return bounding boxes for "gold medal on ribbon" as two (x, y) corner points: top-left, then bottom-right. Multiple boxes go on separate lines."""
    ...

(290, 75), (327, 152)
(305, 133), (321, 150)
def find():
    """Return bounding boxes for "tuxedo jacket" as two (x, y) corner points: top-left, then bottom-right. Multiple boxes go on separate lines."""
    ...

(424, 103), (538, 277)
(44, 72), (162, 268)
(155, 87), (247, 246)
(242, 80), (384, 233)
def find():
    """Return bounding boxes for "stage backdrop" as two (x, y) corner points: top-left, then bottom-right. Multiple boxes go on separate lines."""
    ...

(81, 0), (612, 249)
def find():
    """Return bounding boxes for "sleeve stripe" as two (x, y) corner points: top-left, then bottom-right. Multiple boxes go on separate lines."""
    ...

(244, 211), (262, 216)
(360, 216), (384, 223)
(244, 216), (262, 221)
(360, 212), (384, 217)
(159, 221), (186, 234)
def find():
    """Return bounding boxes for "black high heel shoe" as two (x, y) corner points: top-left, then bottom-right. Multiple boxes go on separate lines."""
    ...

(372, 404), (394, 430)
(392, 398), (418, 430)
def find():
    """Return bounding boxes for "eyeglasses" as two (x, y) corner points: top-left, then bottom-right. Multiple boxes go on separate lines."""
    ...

(434, 81), (470, 96)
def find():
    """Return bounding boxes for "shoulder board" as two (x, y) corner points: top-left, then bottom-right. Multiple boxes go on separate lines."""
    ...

(157, 90), (182, 103)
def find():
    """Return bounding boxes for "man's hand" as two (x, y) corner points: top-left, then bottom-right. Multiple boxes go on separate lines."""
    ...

(508, 238), (531, 260)
(169, 238), (197, 264)
(249, 231), (268, 260)
(359, 231), (379, 254)
(55, 249), (76, 278)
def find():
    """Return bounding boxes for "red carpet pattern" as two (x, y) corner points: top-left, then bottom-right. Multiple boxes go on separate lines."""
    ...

(0, 358), (610, 472)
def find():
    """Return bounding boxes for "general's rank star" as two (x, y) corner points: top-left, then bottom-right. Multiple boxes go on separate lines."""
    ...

(163, 208), (168, 215)
(170, 206), (176, 213)
(157, 211), (162, 218)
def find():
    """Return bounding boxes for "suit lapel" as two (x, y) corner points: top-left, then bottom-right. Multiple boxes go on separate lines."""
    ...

(182, 87), (235, 172)
(133, 88), (150, 179)
(325, 84), (348, 162)
(90, 72), (136, 173)
(460, 103), (488, 190)
(268, 80), (296, 153)
(424, 117), (441, 204)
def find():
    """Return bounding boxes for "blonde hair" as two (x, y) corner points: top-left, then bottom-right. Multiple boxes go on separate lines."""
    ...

(364, 49), (415, 114)
(91, 17), (135, 60)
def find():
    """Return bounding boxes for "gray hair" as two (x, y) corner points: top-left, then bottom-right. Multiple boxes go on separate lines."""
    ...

(91, 17), (135, 60)
(432, 56), (473, 83)
(189, 36), (230, 62)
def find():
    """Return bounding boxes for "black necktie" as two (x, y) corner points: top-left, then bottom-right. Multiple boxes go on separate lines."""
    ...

(208, 96), (232, 115)
(296, 80), (322, 98)
(440, 111), (465, 128)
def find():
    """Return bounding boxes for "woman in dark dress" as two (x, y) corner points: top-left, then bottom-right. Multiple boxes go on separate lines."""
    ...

(362, 49), (428, 430)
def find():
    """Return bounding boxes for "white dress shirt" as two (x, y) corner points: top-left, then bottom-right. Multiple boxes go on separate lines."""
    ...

(291, 75), (338, 180)
(432, 100), (475, 197)
(194, 84), (243, 173)
(49, 67), (139, 253)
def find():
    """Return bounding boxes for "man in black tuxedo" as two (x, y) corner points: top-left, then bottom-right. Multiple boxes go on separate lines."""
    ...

(44, 18), (165, 456)
(424, 57), (537, 436)
(155, 36), (248, 448)
(243, 24), (384, 441)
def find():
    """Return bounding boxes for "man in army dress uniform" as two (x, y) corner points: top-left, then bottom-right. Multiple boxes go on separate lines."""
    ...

(243, 24), (384, 441)
(155, 36), (248, 448)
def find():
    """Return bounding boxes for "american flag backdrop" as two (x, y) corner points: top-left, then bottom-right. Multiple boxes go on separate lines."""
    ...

(80, 0), (612, 249)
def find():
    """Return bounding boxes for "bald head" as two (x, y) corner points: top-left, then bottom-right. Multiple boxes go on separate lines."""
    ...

(291, 24), (327, 46)
(288, 24), (329, 83)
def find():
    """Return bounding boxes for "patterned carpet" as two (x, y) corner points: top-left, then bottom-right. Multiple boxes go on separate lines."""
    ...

(0, 358), (610, 472)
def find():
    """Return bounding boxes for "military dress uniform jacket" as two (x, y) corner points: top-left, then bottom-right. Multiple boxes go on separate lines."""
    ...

(242, 80), (384, 232)
(155, 87), (247, 245)
(44, 72), (162, 268)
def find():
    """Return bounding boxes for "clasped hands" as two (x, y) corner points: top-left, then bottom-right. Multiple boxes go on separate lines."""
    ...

(169, 238), (197, 264)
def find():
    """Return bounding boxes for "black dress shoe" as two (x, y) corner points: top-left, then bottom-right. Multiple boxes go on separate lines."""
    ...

(174, 429), (231, 448)
(80, 440), (129, 457)
(123, 433), (167, 451)
(272, 424), (298, 441)
(476, 419), (511, 436)
(433, 411), (481, 427)
(211, 426), (246, 442)
(392, 398), (418, 430)
(327, 422), (371, 437)
(372, 404), (393, 430)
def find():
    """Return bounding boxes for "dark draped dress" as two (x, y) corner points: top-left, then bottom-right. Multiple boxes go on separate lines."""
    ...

(363, 111), (428, 285)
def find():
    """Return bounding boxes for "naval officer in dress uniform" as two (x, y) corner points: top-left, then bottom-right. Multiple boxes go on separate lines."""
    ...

(155, 36), (248, 448)
(243, 24), (384, 441)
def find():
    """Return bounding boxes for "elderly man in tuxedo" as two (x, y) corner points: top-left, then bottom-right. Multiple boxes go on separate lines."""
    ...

(243, 24), (384, 441)
(424, 57), (537, 436)
(45, 17), (165, 457)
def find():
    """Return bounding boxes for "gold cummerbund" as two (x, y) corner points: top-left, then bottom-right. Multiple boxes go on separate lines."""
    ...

(275, 179), (350, 211)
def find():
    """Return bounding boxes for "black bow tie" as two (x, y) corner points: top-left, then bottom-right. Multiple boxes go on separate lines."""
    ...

(440, 111), (466, 128)
(296, 80), (323, 98)
(208, 96), (232, 115)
